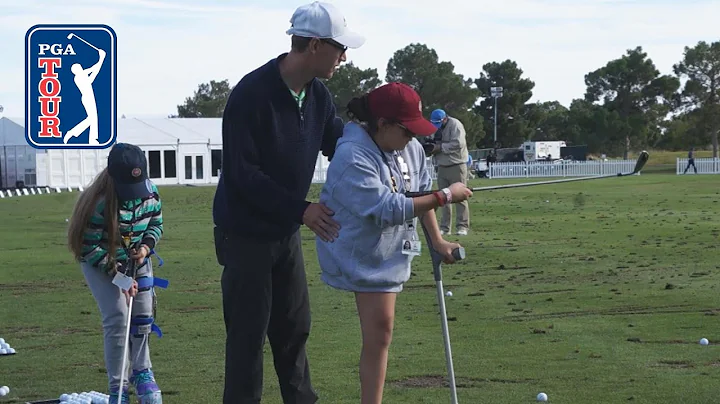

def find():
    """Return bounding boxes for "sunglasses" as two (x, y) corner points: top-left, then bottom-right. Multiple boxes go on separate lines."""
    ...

(396, 123), (415, 138)
(321, 38), (347, 54)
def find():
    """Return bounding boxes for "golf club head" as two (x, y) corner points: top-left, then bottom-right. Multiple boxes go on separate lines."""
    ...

(633, 150), (649, 174)
(67, 33), (74, 39)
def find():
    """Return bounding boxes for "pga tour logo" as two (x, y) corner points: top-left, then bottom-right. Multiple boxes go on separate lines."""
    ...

(25, 24), (117, 149)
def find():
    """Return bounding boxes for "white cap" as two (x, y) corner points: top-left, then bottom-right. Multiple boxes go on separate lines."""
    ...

(286, 1), (365, 49)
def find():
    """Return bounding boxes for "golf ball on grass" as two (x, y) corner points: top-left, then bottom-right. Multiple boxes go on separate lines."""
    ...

(0, 386), (10, 396)
(537, 392), (548, 401)
(445, 291), (452, 297)
(700, 338), (709, 346)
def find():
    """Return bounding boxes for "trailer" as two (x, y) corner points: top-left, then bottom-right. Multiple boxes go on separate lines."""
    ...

(521, 141), (567, 161)
(560, 144), (589, 161)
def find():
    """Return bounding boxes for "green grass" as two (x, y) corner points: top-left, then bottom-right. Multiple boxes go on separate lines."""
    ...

(1, 174), (719, 403)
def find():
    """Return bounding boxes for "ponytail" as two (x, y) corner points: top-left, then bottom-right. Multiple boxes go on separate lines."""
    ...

(346, 95), (378, 133)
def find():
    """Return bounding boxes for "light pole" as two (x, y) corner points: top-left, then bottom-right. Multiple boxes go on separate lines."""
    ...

(490, 86), (503, 144)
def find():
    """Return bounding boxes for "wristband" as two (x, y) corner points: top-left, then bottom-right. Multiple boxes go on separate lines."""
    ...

(433, 191), (446, 206)
(442, 188), (452, 204)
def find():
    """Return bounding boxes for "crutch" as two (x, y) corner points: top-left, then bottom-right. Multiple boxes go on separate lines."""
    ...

(420, 220), (465, 403)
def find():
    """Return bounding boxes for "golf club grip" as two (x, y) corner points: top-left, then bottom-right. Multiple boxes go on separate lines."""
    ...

(452, 247), (464, 261)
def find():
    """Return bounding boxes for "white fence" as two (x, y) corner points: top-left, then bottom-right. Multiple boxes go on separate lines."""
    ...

(676, 158), (720, 175)
(487, 159), (637, 179)
(311, 158), (641, 184)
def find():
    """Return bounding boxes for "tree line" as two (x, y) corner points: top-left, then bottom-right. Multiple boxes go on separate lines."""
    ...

(175, 40), (720, 158)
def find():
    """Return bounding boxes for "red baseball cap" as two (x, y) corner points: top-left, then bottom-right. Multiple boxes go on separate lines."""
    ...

(367, 82), (438, 136)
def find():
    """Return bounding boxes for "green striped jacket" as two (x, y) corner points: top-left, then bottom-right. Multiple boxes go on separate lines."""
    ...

(81, 182), (163, 274)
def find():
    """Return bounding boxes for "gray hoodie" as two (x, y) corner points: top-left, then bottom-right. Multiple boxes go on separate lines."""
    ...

(316, 121), (433, 293)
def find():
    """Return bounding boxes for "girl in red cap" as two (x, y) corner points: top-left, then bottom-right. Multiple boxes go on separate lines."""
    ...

(316, 82), (472, 403)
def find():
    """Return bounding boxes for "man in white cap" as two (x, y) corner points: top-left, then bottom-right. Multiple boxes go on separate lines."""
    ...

(212, 2), (364, 403)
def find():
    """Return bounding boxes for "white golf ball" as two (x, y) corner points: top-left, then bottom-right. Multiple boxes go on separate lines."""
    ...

(60, 393), (70, 401)
(0, 338), (5, 344)
(0, 386), (9, 396)
(7, 347), (15, 354)
(0, 348), (7, 354)
(700, 338), (709, 345)
(537, 392), (548, 401)
(445, 291), (453, 297)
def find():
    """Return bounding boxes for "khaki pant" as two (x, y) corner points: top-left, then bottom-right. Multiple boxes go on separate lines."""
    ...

(437, 163), (470, 232)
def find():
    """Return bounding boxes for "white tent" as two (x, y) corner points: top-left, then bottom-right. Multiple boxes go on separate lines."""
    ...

(2, 116), (333, 189)
(0, 117), (39, 188)
(34, 117), (223, 188)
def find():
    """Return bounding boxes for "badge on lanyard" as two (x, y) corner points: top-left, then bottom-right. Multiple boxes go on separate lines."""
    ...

(402, 219), (421, 256)
(402, 239), (422, 256)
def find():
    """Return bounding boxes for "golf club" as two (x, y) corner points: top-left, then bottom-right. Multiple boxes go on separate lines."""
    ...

(407, 151), (649, 198)
(67, 32), (101, 52)
(419, 220), (464, 404)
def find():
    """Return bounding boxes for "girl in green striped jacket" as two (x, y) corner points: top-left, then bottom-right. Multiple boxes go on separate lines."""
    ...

(67, 143), (164, 404)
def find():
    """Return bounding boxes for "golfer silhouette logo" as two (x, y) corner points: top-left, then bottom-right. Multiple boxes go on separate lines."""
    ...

(25, 24), (117, 149)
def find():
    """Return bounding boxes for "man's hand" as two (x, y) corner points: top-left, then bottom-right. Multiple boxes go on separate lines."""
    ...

(431, 144), (441, 155)
(303, 203), (340, 242)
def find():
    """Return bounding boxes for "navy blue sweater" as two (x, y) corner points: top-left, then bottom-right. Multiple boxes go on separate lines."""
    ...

(212, 54), (343, 241)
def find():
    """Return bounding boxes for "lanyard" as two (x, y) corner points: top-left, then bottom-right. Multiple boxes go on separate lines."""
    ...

(370, 136), (416, 238)
(371, 139), (410, 193)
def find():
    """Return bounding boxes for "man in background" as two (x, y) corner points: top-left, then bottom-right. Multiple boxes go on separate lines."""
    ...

(212, 2), (365, 403)
(428, 109), (470, 235)
(683, 146), (697, 174)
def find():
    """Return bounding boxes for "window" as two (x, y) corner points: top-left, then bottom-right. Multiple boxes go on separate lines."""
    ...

(211, 149), (222, 177)
(148, 151), (161, 178)
(24, 169), (36, 186)
(185, 156), (192, 180)
(164, 150), (176, 178)
(196, 156), (204, 179)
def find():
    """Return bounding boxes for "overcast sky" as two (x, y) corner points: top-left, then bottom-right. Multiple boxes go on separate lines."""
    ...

(1, 0), (718, 119)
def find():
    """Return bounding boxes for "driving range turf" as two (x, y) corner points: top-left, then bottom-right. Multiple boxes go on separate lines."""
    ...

(0, 173), (718, 403)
